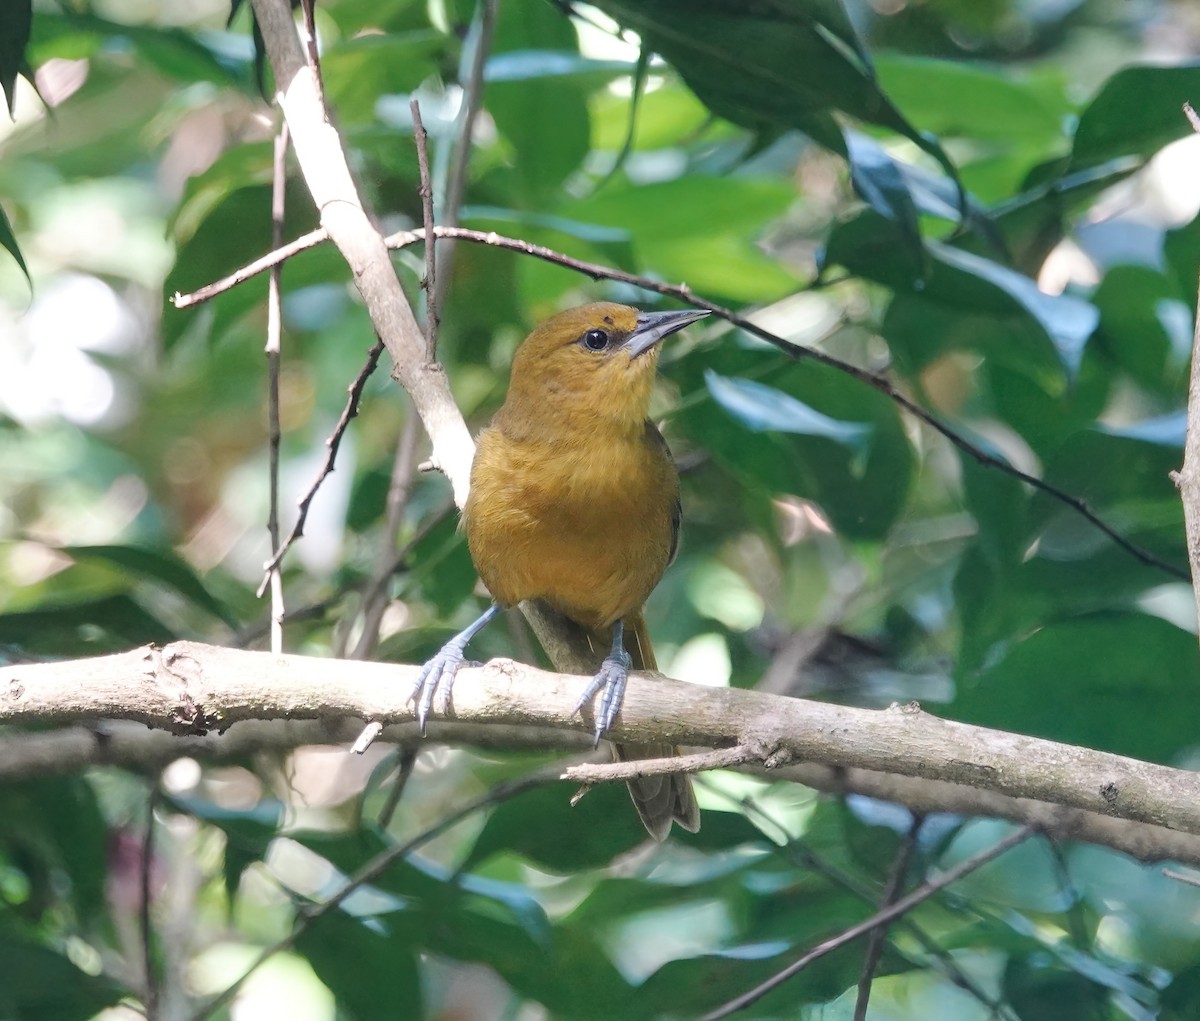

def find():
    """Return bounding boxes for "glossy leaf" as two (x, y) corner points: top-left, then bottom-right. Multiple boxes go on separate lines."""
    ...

(0, 201), (29, 284)
(0, 0), (31, 115)
(295, 909), (423, 1021)
(64, 545), (239, 628)
(705, 370), (870, 451)
(951, 613), (1200, 762)
(0, 939), (126, 1021)
(584, 0), (965, 253)
(829, 211), (1099, 376)
(1070, 63), (1200, 171)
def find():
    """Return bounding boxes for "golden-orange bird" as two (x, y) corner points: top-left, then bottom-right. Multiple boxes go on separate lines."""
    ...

(411, 302), (708, 839)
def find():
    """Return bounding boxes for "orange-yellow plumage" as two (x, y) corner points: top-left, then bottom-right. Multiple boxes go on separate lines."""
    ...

(460, 301), (701, 838)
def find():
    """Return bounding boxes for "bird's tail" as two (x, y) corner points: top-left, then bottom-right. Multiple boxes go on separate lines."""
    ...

(607, 612), (700, 840)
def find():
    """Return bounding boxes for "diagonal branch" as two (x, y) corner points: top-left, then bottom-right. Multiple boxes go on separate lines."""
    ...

(185, 764), (560, 1021)
(700, 825), (1037, 1020)
(257, 339), (384, 588)
(853, 815), (924, 1021)
(173, 223), (1188, 583)
(1169, 102), (1200, 628)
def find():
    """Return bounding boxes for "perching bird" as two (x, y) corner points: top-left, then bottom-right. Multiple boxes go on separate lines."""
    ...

(411, 302), (709, 839)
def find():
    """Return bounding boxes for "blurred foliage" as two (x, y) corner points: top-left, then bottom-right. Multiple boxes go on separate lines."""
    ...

(3, 0), (1200, 1018)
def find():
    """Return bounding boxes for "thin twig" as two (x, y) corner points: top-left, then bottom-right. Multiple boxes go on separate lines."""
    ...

(853, 815), (924, 1021)
(175, 224), (1190, 583)
(1045, 838), (1091, 951)
(436, 0), (499, 306)
(140, 785), (159, 1021)
(236, 500), (453, 648)
(185, 765), (558, 1021)
(171, 227), (327, 308)
(297, 0), (324, 102)
(257, 339), (385, 591)
(376, 746), (418, 829)
(410, 99), (439, 361)
(703, 825), (1036, 1020)
(265, 121), (290, 653)
(1169, 102), (1200, 632)
(563, 744), (757, 785)
(715, 788), (1017, 1020)
(349, 412), (423, 660)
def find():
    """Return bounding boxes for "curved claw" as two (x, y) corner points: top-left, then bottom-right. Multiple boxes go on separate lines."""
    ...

(573, 648), (631, 746)
(409, 604), (501, 734)
(409, 643), (467, 734)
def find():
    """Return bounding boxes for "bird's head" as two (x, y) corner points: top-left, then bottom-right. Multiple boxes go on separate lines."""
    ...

(500, 302), (710, 436)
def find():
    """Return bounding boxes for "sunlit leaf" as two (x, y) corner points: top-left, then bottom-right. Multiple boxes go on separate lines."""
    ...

(64, 545), (240, 628)
(705, 370), (870, 451)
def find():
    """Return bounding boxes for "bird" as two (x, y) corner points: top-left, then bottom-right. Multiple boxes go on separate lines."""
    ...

(410, 301), (709, 839)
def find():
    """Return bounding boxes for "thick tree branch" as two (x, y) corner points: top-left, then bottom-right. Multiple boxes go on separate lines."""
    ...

(247, 0), (474, 503)
(5, 642), (1200, 867)
(1171, 103), (1200, 627)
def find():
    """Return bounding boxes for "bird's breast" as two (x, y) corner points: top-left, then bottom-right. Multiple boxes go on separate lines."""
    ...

(463, 424), (677, 630)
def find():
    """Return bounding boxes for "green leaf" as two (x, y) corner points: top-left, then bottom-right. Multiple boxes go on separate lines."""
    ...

(0, 594), (175, 655)
(830, 211), (1098, 377)
(1070, 62), (1200, 171)
(960, 450), (1029, 571)
(844, 130), (924, 261)
(704, 370), (871, 452)
(0, 0), (31, 115)
(489, 4), (591, 205)
(403, 512), (478, 617)
(1165, 207), (1200, 310)
(485, 50), (633, 82)
(321, 31), (443, 127)
(295, 909), (423, 1021)
(1, 777), (109, 927)
(951, 613), (1200, 762)
(1093, 265), (1191, 396)
(1032, 428), (1185, 555)
(33, 12), (243, 88)
(846, 129), (1002, 247)
(674, 349), (914, 540)
(464, 782), (647, 871)
(875, 55), (1068, 146)
(565, 175), (798, 302)
(166, 795), (283, 901)
(0, 938), (126, 1021)
(164, 183), (324, 349)
(65, 545), (240, 628)
(0, 201), (29, 285)
(584, 0), (965, 249)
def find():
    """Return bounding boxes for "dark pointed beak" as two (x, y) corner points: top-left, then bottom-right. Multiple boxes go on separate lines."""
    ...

(625, 308), (711, 358)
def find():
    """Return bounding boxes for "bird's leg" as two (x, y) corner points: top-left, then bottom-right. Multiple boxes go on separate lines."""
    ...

(573, 619), (631, 747)
(409, 603), (501, 733)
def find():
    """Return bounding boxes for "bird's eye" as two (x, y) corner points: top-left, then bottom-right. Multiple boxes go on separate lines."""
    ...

(582, 328), (610, 351)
